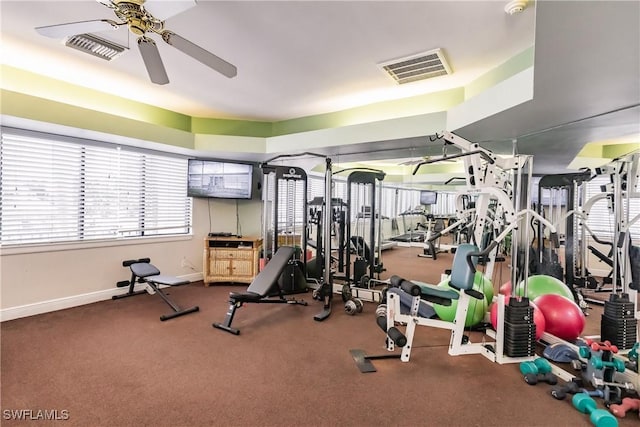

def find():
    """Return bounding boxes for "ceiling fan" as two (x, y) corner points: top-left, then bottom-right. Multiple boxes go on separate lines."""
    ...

(35, 0), (237, 85)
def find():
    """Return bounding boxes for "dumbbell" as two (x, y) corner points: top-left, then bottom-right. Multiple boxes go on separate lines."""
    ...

(591, 356), (626, 372)
(609, 397), (640, 418)
(572, 393), (618, 427)
(551, 378), (582, 400)
(344, 298), (363, 315)
(341, 284), (353, 302)
(520, 358), (558, 385)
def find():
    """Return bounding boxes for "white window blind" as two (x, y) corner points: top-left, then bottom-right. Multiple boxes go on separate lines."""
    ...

(276, 178), (306, 230)
(397, 189), (420, 213)
(431, 192), (456, 215)
(307, 174), (325, 202)
(1, 129), (191, 246)
(380, 185), (397, 218)
(584, 175), (640, 243)
(141, 152), (192, 236)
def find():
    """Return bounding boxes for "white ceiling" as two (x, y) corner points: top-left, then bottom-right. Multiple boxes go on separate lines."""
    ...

(1, 0), (536, 120)
(1, 0), (639, 175)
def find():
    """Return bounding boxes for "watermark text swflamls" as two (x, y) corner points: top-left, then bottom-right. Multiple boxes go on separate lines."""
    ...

(3, 409), (70, 421)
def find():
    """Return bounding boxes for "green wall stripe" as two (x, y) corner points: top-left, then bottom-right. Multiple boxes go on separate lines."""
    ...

(464, 47), (535, 100)
(190, 117), (273, 137)
(1, 65), (192, 132)
(271, 88), (464, 136)
(1, 90), (194, 149)
(1, 46), (536, 144)
(602, 143), (640, 158)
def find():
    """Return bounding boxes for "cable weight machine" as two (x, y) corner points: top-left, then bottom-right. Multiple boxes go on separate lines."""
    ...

(260, 163), (309, 295)
(344, 169), (386, 287)
(322, 168), (390, 306)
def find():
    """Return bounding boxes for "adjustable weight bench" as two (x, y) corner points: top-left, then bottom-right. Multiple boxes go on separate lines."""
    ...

(113, 258), (200, 321)
(213, 246), (308, 335)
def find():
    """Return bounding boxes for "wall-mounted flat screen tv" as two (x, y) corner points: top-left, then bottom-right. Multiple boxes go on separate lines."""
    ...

(187, 159), (253, 199)
(420, 190), (437, 205)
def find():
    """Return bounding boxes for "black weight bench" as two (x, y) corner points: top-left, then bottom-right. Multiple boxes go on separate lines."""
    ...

(213, 246), (308, 335)
(113, 258), (200, 321)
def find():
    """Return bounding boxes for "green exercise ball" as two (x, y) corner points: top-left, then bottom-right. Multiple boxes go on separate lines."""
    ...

(478, 273), (494, 304)
(516, 275), (575, 302)
(432, 273), (490, 326)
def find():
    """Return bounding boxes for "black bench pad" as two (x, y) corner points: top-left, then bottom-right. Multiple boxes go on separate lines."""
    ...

(229, 291), (263, 303)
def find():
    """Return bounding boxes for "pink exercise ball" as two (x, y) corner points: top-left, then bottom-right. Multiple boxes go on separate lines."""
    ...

(499, 281), (512, 296)
(533, 294), (585, 342)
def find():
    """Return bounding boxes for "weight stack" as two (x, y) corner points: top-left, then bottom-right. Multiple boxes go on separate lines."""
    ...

(601, 293), (637, 350)
(504, 298), (536, 357)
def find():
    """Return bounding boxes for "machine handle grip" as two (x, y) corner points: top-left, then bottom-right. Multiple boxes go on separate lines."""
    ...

(466, 241), (498, 272)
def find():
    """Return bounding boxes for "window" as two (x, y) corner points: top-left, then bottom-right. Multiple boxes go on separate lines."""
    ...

(0, 129), (192, 246)
(584, 174), (640, 243)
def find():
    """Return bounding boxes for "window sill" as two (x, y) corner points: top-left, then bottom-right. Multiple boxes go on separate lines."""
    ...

(0, 234), (194, 256)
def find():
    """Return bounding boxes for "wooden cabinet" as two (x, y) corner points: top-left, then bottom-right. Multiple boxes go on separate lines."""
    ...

(203, 236), (262, 286)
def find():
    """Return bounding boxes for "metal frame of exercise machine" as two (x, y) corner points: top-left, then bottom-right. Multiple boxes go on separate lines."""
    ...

(534, 171), (592, 292)
(352, 131), (560, 370)
(534, 152), (639, 390)
(327, 168), (390, 304)
(344, 169), (386, 287)
(312, 157), (336, 321)
(260, 162), (310, 295)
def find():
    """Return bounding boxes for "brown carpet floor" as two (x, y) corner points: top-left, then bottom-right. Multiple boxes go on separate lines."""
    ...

(1, 246), (637, 426)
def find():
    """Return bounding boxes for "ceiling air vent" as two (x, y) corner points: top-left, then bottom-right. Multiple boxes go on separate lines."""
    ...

(379, 48), (452, 85)
(65, 33), (127, 61)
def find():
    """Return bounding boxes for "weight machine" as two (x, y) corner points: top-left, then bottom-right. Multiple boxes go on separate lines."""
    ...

(532, 171), (593, 306)
(344, 169), (386, 287)
(538, 151), (639, 392)
(352, 131), (559, 370)
(260, 163), (309, 294)
(326, 168), (391, 305)
(593, 152), (639, 352)
(260, 153), (335, 322)
(419, 197), (477, 261)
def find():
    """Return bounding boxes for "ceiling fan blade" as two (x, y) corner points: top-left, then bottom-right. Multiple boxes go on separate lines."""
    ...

(36, 19), (120, 39)
(144, 0), (197, 21)
(137, 37), (169, 85)
(162, 31), (237, 78)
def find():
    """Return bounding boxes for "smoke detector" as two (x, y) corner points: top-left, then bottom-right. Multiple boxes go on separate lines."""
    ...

(504, 0), (528, 15)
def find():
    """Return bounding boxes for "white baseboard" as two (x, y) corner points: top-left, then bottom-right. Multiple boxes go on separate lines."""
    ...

(0, 272), (203, 322)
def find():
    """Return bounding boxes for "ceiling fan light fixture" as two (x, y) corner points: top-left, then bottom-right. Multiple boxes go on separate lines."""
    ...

(65, 33), (127, 61)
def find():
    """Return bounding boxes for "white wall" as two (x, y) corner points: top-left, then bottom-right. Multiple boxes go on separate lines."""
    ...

(0, 197), (262, 319)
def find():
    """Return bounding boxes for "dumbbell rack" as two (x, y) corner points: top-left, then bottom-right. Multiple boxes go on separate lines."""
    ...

(540, 332), (639, 391)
